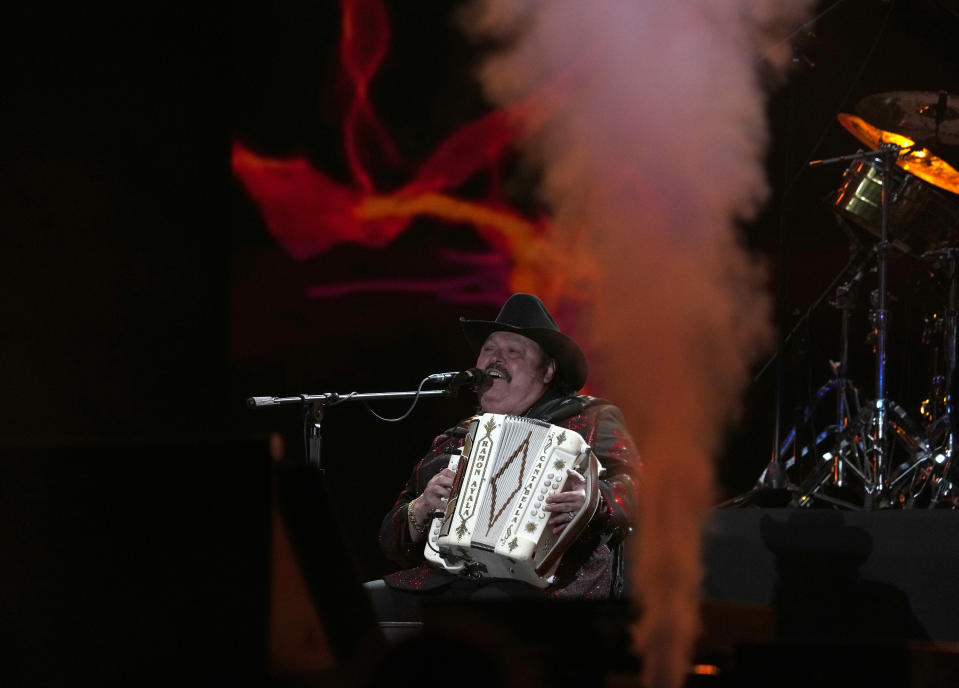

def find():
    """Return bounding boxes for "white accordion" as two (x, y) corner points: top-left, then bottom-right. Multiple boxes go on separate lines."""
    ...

(424, 413), (600, 588)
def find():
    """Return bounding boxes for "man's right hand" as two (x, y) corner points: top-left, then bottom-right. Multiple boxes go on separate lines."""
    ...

(415, 468), (456, 523)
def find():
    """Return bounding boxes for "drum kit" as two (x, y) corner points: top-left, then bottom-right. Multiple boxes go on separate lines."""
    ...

(751, 90), (959, 510)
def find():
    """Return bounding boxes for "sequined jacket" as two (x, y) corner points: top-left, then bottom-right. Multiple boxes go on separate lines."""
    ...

(378, 393), (640, 598)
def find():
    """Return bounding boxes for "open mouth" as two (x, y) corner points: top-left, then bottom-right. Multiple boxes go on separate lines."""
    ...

(485, 366), (510, 383)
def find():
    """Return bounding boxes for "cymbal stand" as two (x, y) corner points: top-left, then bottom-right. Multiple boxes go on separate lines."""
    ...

(945, 250), (957, 395)
(864, 145), (896, 501)
(807, 143), (921, 508)
(830, 248), (863, 489)
(896, 248), (959, 506)
(793, 257), (867, 507)
(722, 237), (871, 508)
(931, 249), (959, 504)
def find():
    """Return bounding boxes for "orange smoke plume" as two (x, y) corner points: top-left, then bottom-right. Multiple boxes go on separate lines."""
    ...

(460, 1), (811, 686)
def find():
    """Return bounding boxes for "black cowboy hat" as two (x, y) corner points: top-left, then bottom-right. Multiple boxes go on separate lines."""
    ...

(459, 293), (588, 392)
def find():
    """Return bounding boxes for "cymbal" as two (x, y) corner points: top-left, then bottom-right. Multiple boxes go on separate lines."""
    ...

(856, 91), (959, 147)
(837, 113), (959, 195)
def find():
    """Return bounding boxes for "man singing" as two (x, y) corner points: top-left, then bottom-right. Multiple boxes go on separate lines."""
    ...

(367, 293), (640, 619)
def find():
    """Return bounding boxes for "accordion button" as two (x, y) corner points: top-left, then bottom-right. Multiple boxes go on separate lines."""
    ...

(547, 472), (554, 479)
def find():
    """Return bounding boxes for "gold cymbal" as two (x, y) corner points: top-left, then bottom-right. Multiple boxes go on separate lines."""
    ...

(856, 91), (959, 147)
(837, 113), (959, 195)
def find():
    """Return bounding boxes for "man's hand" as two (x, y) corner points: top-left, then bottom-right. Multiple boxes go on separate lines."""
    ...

(543, 468), (587, 535)
(414, 468), (456, 524)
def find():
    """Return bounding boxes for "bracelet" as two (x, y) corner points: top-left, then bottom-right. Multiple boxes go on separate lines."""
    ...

(407, 496), (428, 536)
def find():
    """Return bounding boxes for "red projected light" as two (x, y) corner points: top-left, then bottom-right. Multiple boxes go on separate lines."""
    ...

(232, 0), (583, 307)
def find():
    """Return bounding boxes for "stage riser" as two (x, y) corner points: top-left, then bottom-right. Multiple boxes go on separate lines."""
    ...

(702, 508), (959, 642)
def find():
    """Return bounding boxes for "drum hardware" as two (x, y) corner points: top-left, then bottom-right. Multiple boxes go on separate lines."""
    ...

(791, 257), (868, 508)
(790, 101), (959, 508)
(830, 155), (959, 254)
(728, 96), (959, 510)
(727, 241), (873, 509)
(778, 206), (959, 509)
(778, 241), (927, 509)
(797, 138), (921, 507)
(855, 90), (959, 149)
(837, 112), (959, 197)
(892, 248), (959, 507)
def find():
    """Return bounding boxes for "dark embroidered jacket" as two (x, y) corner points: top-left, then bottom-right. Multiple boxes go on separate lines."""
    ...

(378, 394), (640, 598)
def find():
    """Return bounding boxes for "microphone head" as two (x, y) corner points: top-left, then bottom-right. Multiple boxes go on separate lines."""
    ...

(426, 368), (487, 393)
(451, 367), (487, 391)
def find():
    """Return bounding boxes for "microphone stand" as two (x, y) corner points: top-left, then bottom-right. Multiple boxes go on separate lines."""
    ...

(248, 383), (469, 658)
(247, 388), (463, 472)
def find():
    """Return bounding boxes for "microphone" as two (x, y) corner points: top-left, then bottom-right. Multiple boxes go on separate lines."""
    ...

(426, 367), (487, 391)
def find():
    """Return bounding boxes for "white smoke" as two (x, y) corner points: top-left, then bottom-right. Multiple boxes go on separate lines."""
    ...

(461, 1), (811, 686)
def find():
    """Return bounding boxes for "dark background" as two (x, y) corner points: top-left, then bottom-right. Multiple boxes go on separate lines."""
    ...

(1, 0), (957, 679)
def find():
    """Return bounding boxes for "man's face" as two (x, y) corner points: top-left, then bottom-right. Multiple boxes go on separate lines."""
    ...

(475, 331), (555, 415)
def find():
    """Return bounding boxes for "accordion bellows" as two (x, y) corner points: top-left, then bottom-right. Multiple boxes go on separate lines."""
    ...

(425, 413), (600, 587)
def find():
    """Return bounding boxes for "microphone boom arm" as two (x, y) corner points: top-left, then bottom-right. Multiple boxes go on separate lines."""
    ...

(247, 389), (455, 409)
(247, 370), (484, 469)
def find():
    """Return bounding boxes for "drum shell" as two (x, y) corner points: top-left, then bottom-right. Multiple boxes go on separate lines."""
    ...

(832, 159), (959, 253)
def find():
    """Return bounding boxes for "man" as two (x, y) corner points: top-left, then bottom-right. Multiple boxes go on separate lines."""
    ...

(369, 293), (639, 619)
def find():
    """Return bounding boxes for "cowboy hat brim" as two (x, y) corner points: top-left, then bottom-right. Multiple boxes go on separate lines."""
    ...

(459, 319), (588, 392)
